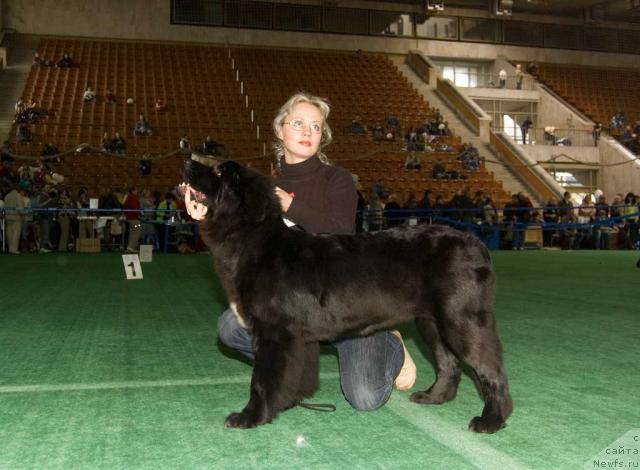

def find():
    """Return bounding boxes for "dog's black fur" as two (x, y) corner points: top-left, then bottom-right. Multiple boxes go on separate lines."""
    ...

(184, 159), (513, 433)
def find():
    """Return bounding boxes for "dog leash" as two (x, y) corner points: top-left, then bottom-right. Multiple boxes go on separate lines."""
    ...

(298, 402), (336, 412)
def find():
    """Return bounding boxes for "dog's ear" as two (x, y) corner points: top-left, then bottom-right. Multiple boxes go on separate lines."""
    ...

(184, 158), (220, 197)
(219, 161), (243, 187)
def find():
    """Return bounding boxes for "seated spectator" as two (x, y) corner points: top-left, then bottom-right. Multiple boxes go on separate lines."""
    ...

(83, 87), (96, 102)
(440, 121), (451, 137)
(133, 114), (153, 136)
(104, 90), (117, 103)
(14, 98), (25, 115)
(457, 143), (480, 171)
(350, 116), (366, 135)
(432, 160), (447, 179)
(56, 53), (73, 68)
(16, 124), (33, 143)
(179, 136), (191, 154)
(372, 180), (386, 199)
(101, 132), (112, 152)
(384, 193), (404, 228)
(372, 123), (385, 141)
(526, 61), (539, 76)
(621, 126), (634, 148)
(32, 52), (43, 67)
(155, 98), (167, 112)
(542, 198), (559, 246)
(403, 153), (421, 170)
(383, 126), (396, 141)
(111, 132), (127, 154)
(385, 115), (400, 132)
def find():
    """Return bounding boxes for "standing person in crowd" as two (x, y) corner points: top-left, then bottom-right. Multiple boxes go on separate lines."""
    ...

(498, 69), (507, 88)
(515, 64), (524, 90)
(4, 184), (26, 254)
(592, 122), (603, 147)
(186, 92), (416, 410)
(123, 187), (143, 253)
(520, 117), (533, 145)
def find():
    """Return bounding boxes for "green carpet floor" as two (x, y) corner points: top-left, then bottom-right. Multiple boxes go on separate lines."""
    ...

(0, 251), (638, 469)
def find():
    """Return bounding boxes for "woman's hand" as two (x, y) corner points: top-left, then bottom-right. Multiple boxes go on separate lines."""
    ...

(275, 186), (294, 213)
(184, 184), (208, 220)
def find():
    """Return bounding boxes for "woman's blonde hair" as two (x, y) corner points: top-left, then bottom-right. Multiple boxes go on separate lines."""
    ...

(272, 92), (333, 167)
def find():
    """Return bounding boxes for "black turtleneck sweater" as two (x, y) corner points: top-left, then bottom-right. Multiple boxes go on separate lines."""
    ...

(276, 155), (357, 235)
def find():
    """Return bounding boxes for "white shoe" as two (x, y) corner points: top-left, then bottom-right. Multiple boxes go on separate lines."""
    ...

(391, 330), (417, 391)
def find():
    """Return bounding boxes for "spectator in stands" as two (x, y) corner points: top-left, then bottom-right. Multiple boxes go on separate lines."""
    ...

(372, 180), (386, 199)
(526, 61), (539, 77)
(457, 143), (480, 171)
(32, 186), (57, 252)
(56, 53), (73, 68)
(542, 197), (559, 247)
(520, 117), (533, 145)
(578, 194), (596, 247)
(366, 192), (385, 232)
(611, 111), (626, 131)
(514, 193), (533, 250)
(32, 52), (43, 67)
(385, 114), (400, 133)
(155, 98), (167, 112)
(372, 123), (385, 141)
(123, 187), (143, 253)
(179, 136), (191, 154)
(4, 184), (27, 254)
(384, 193), (403, 228)
(498, 69), (507, 88)
(14, 98), (25, 115)
(101, 132), (112, 152)
(592, 122), (603, 147)
(156, 192), (177, 222)
(515, 64), (524, 90)
(350, 116), (366, 135)
(104, 89), (116, 104)
(623, 192), (638, 248)
(111, 132), (127, 154)
(449, 187), (475, 225)
(16, 124), (33, 143)
(594, 194), (611, 250)
(83, 87), (96, 102)
(558, 190), (574, 220)
(134, 114), (153, 136)
(432, 159), (447, 179)
(56, 188), (75, 252)
(404, 153), (421, 170)
(621, 126), (634, 148)
(440, 121), (451, 137)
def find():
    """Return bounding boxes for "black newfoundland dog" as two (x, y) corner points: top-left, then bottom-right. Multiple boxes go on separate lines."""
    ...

(183, 159), (513, 433)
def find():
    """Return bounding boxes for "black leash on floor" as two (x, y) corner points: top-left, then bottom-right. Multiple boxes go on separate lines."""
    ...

(299, 402), (336, 412)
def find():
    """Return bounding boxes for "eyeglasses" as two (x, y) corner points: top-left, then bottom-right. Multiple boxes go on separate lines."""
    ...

(284, 119), (322, 134)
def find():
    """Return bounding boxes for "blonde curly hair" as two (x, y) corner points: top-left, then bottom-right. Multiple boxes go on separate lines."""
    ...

(272, 92), (333, 168)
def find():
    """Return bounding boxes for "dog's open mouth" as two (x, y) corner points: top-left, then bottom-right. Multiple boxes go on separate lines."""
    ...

(178, 182), (208, 204)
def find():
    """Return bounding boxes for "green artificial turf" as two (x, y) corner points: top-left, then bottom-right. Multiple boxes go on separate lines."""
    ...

(0, 251), (638, 469)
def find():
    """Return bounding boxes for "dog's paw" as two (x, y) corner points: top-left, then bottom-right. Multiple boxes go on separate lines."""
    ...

(224, 411), (262, 429)
(468, 416), (506, 434)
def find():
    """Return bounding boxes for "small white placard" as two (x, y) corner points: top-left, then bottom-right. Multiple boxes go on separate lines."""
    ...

(409, 217), (418, 226)
(122, 254), (143, 280)
(139, 245), (153, 263)
(89, 198), (99, 209)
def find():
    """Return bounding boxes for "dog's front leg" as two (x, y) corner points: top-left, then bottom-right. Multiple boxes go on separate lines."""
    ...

(224, 324), (306, 429)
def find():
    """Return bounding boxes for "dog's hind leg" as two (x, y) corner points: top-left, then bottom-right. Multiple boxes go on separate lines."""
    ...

(441, 316), (513, 434)
(296, 342), (320, 400)
(224, 323), (307, 429)
(410, 316), (461, 405)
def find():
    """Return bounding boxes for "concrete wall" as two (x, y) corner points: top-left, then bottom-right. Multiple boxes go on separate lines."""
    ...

(599, 138), (640, 198)
(5, 0), (640, 70)
(524, 145), (600, 165)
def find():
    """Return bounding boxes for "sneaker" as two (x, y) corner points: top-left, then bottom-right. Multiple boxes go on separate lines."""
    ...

(39, 247), (51, 253)
(391, 330), (417, 391)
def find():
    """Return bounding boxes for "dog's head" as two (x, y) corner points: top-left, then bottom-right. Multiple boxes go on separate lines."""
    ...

(182, 159), (281, 225)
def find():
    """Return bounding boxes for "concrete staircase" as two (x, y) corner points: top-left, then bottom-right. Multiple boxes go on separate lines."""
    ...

(393, 58), (544, 206)
(0, 34), (37, 142)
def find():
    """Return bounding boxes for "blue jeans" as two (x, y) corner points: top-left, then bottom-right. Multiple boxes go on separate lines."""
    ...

(217, 308), (404, 411)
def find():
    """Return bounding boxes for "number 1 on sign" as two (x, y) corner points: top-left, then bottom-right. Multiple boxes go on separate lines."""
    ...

(122, 254), (143, 280)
